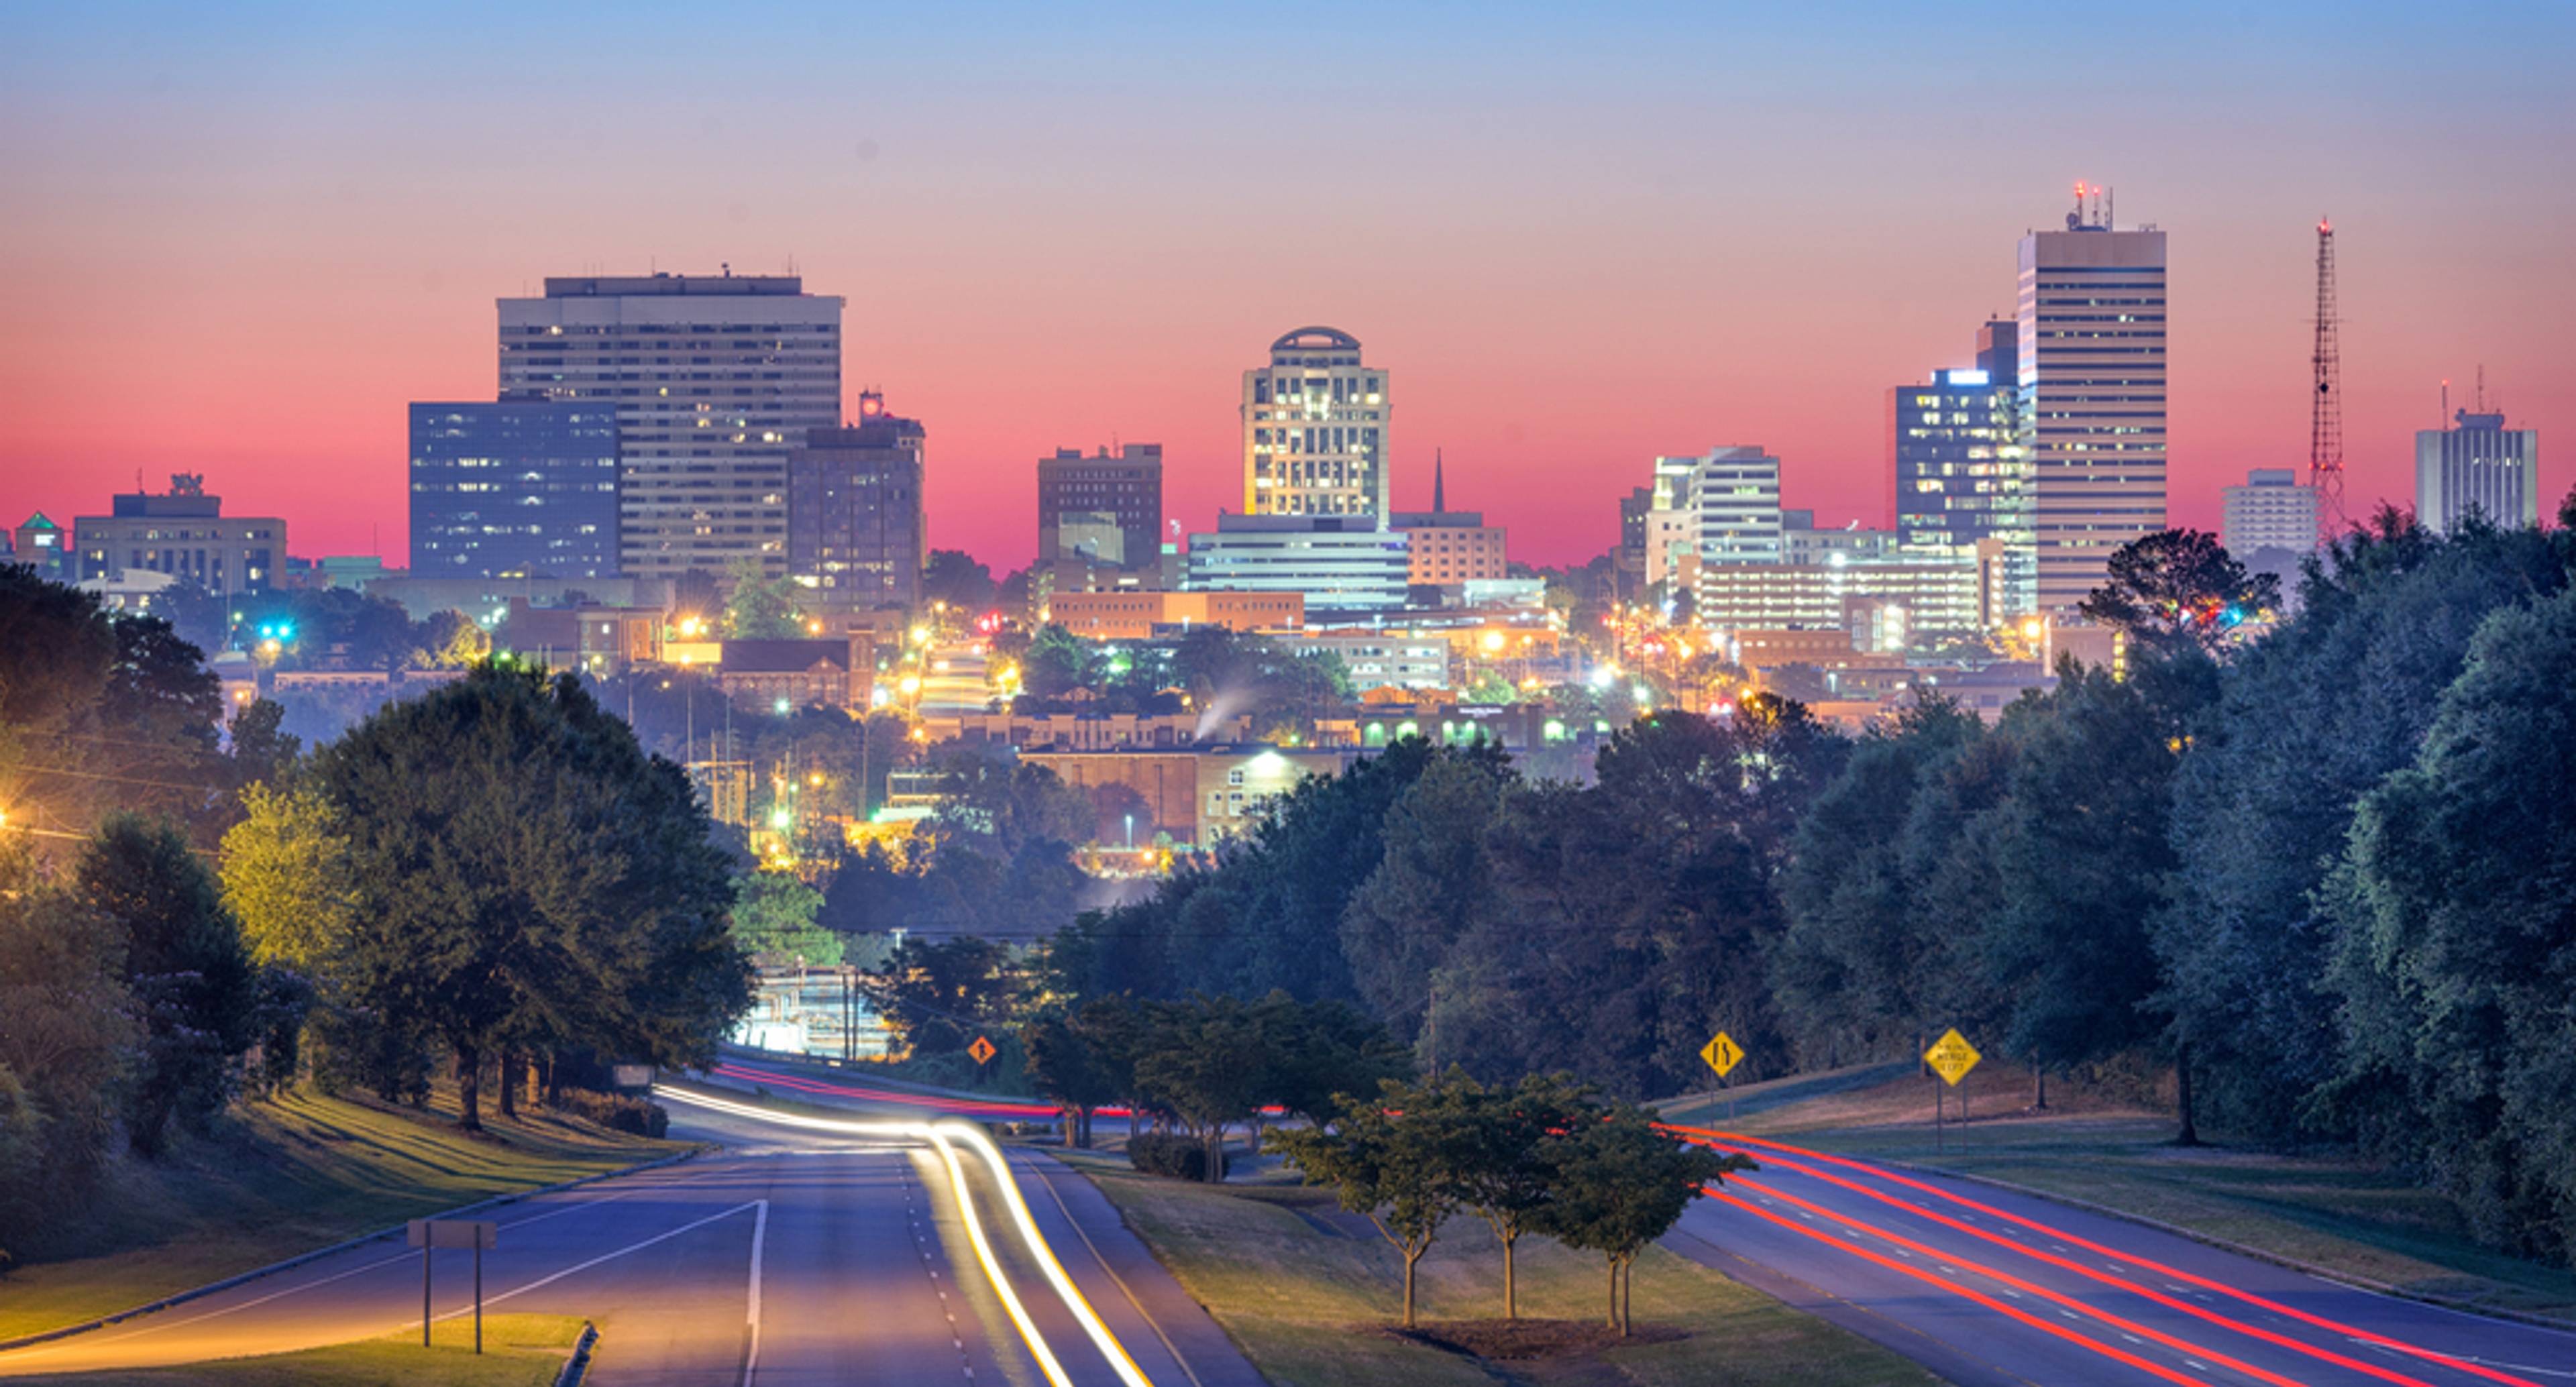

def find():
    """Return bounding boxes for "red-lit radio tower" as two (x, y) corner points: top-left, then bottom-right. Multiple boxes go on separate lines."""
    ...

(2308, 219), (2345, 541)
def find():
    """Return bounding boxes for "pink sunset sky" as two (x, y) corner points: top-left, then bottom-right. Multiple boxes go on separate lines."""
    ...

(3, 5), (2569, 570)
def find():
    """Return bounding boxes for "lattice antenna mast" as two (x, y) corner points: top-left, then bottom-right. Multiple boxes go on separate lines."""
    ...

(2308, 218), (2345, 541)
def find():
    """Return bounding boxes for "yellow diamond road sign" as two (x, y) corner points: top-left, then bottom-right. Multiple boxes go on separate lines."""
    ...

(1924, 1028), (1980, 1087)
(1700, 1032), (1744, 1079)
(968, 1035), (998, 1066)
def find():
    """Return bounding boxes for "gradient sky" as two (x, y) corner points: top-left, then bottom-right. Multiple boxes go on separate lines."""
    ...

(4, 3), (2571, 570)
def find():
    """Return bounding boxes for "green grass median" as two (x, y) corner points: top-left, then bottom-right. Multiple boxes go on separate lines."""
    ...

(0, 1313), (589, 1386)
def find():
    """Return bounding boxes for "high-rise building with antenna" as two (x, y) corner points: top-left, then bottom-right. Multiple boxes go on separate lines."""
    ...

(2016, 184), (2167, 610)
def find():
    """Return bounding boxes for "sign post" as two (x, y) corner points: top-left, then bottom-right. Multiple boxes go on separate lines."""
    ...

(1921, 1029), (1982, 1154)
(1699, 1032), (1745, 1121)
(407, 1219), (500, 1352)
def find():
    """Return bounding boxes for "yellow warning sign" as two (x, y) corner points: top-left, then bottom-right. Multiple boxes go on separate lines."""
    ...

(1700, 1032), (1745, 1079)
(967, 1035), (998, 1066)
(1924, 1028), (1980, 1087)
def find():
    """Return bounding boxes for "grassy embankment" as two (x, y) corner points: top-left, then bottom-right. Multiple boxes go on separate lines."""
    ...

(1660, 1060), (2576, 1320)
(0, 1087), (684, 1341)
(1057, 1146), (1938, 1387)
(0, 1314), (589, 1386)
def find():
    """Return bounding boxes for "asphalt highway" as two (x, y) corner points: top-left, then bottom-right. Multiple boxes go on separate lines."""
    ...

(1662, 1123), (2576, 1387)
(0, 1090), (1259, 1386)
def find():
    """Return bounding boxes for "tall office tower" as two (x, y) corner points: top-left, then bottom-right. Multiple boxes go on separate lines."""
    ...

(2017, 186), (2167, 609)
(498, 274), (843, 580)
(2416, 407), (2540, 533)
(409, 401), (621, 579)
(1687, 447), (1784, 565)
(2220, 468), (2320, 558)
(1891, 353), (2033, 613)
(73, 474), (283, 597)
(788, 393), (925, 610)
(1038, 444), (1163, 568)
(1242, 327), (1389, 520)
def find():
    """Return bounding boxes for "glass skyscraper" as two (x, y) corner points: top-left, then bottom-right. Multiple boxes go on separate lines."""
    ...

(409, 401), (620, 579)
(1893, 321), (2033, 614)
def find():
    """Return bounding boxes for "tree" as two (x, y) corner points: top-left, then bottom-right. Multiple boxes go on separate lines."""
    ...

(221, 782), (356, 969)
(0, 563), (120, 731)
(414, 609), (493, 668)
(1021, 623), (1095, 699)
(722, 555), (804, 640)
(223, 699), (303, 795)
(1340, 753), (1508, 1048)
(1976, 651), (2216, 1135)
(0, 840), (138, 1256)
(2156, 511), (2573, 1144)
(1258, 993), (1411, 1126)
(317, 663), (749, 1130)
(1023, 1005), (1123, 1148)
(2078, 529), (2280, 655)
(1537, 1105), (1752, 1334)
(1774, 696), (1987, 1062)
(2320, 586), (2576, 1259)
(1442, 1072), (1598, 1320)
(730, 871), (838, 968)
(1133, 994), (1269, 1180)
(922, 549), (998, 612)
(865, 936), (1013, 1055)
(78, 814), (256, 1154)
(1268, 1074), (1466, 1328)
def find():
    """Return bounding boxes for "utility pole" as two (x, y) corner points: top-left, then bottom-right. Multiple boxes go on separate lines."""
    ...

(2308, 218), (2346, 543)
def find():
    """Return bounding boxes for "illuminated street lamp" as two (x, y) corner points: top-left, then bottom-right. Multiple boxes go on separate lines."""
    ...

(773, 696), (792, 716)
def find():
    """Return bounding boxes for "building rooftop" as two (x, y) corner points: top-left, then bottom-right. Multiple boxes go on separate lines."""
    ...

(543, 273), (808, 298)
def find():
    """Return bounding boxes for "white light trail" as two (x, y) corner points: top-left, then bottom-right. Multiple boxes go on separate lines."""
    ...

(657, 1085), (1155, 1387)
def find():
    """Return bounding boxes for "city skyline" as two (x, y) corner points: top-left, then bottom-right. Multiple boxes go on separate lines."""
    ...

(3, 4), (2571, 569)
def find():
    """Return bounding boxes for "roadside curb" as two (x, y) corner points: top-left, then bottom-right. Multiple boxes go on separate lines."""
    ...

(1865, 1152), (2576, 1335)
(0, 1144), (710, 1355)
(553, 1321), (600, 1386)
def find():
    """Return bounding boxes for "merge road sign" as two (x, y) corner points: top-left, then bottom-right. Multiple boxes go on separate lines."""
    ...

(1924, 1028), (1981, 1087)
(1700, 1032), (1744, 1079)
(967, 1035), (998, 1066)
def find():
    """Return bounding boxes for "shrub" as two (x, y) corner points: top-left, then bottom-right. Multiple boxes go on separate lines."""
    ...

(553, 1087), (669, 1139)
(1128, 1131), (1226, 1181)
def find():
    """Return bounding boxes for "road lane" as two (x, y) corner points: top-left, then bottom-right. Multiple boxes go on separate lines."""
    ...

(0, 1100), (1051, 1385)
(1663, 1125), (2576, 1387)
(676, 1070), (1264, 1387)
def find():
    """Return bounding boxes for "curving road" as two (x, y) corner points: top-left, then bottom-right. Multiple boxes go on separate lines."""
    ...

(1662, 1123), (2576, 1387)
(0, 1087), (1259, 1386)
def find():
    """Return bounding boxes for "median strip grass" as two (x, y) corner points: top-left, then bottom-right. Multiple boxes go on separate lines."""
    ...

(0, 1087), (682, 1341)
(1694, 1060), (2576, 1321)
(0, 1313), (589, 1386)
(1057, 1147), (1939, 1386)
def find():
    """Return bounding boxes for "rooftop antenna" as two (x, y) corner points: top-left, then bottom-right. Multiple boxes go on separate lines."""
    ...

(2476, 364), (2487, 413)
(2308, 217), (2345, 541)
(2442, 378), (2450, 424)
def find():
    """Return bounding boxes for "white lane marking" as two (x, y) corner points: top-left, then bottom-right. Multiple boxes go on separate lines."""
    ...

(443, 1199), (762, 1319)
(741, 1198), (768, 1387)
